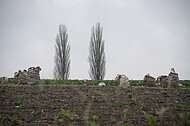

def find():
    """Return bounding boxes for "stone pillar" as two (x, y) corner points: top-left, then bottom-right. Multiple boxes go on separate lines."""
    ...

(167, 68), (179, 88)
(1, 77), (8, 84)
(14, 70), (28, 85)
(159, 76), (168, 88)
(115, 74), (130, 86)
(144, 74), (156, 87)
(28, 66), (41, 85)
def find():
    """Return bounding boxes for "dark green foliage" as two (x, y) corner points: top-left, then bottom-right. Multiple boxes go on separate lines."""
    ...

(129, 80), (146, 86)
(40, 79), (119, 86)
(8, 79), (18, 84)
(11, 118), (21, 125)
(0, 89), (6, 92)
(128, 93), (133, 98)
(18, 96), (24, 101)
(45, 79), (52, 85)
(143, 111), (157, 126)
(179, 80), (190, 87)
(122, 123), (130, 126)
(162, 103), (168, 107)
(110, 103), (117, 107)
(14, 101), (22, 106)
(182, 112), (190, 125)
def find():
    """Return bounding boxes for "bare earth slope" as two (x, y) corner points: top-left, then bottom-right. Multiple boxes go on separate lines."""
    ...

(0, 86), (190, 126)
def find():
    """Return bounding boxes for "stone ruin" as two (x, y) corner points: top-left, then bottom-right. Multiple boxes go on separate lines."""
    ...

(143, 73), (156, 87)
(14, 66), (41, 85)
(0, 77), (8, 84)
(14, 70), (28, 84)
(28, 66), (41, 85)
(167, 68), (179, 88)
(115, 74), (130, 86)
(98, 82), (106, 86)
(156, 68), (181, 88)
(159, 75), (168, 88)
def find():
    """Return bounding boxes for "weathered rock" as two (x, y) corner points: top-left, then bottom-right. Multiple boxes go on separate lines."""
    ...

(84, 79), (90, 86)
(167, 68), (179, 88)
(14, 66), (41, 85)
(115, 74), (130, 86)
(159, 76), (168, 88)
(98, 82), (106, 86)
(1, 77), (8, 84)
(14, 70), (28, 84)
(28, 66), (41, 85)
(144, 74), (156, 87)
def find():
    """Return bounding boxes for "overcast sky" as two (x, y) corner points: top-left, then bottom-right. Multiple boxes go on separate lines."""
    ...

(0, 0), (189, 80)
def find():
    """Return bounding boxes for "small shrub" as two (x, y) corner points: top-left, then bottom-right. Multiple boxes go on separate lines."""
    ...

(182, 112), (190, 125)
(11, 118), (21, 125)
(122, 123), (130, 126)
(125, 105), (129, 108)
(128, 93), (132, 98)
(93, 115), (98, 120)
(115, 100), (119, 103)
(18, 96), (24, 101)
(45, 79), (51, 85)
(141, 104), (146, 108)
(14, 101), (22, 106)
(162, 103), (168, 107)
(0, 89), (6, 92)
(86, 121), (99, 126)
(119, 104), (124, 107)
(110, 103), (117, 107)
(40, 89), (46, 93)
(143, 111), (157, 126)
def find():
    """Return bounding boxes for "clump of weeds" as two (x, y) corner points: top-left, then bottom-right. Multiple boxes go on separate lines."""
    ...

(128, 93), (133, 98)
(14, 101), (22, 107)
(142, 111), (158, 126)
(11, 118), (21, 125)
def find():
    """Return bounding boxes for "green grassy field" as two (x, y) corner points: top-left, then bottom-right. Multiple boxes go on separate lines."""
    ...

(4, 79), (190, 87)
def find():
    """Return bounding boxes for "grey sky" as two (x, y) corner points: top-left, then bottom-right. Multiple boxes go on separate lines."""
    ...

(0, 0), (189, 80)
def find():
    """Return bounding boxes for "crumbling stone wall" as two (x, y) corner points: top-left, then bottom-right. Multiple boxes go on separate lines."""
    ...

(144, 74), (156, 87)
(28, 66), (41, 85)
(14, 70), (28, 84)
(14, 66), (41, 85)
(167, 68), (179, 88)
(115, 74), (130, 86)
(159, 76), (168, 88)
(0, 77), (8, 84)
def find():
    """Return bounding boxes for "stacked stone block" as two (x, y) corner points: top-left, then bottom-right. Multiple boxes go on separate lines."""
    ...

(144, 74), (156, 87)
(28, 66), (41, 85)
(14, 70), (28, 84)
(115, 74), (130, 86)
(14, 66), (41, 85)
(167, 68), (179, 88)
(0, 77), (8, 84)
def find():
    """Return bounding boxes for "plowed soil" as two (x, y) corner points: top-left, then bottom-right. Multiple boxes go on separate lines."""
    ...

(0, 85), (190, 126)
